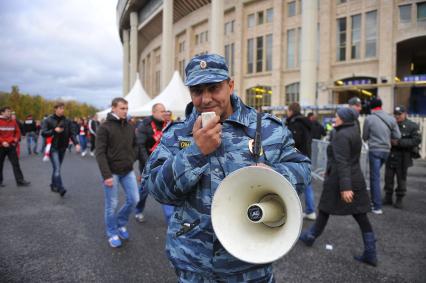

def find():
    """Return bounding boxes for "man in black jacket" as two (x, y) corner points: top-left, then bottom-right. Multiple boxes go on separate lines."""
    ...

(383, 106), (421, 209)
(95, 97), (139, 248)
(134, 103), (169, 223)
(23, 114), (38, 155)
(41, 102), (80, 196)
(307, 112), (326, 140)
(286, 102), (316, 220)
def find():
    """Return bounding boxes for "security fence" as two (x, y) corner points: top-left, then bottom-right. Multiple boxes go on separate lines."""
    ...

(311, 139), (370, 185)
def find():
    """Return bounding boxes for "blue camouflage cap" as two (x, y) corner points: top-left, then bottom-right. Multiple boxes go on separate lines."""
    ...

(184, 54), (229, 86)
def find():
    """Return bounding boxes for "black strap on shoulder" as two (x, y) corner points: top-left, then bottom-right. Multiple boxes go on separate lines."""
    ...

(253, 112), (262, 164)
(373, 113), (392, 132)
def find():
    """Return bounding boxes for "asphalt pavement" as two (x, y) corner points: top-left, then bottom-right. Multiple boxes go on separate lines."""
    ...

(0, 147), (425, 282)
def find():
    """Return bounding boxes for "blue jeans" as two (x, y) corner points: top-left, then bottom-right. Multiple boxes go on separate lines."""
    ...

(162, 205), (175, 224)
(79, 135), (87, 151)
(50, 149), (66, 189)
(103, 171), (139, 238)
(304, 184), (315, 214)
(369, 151), (389, 210)
(26, 132), (38, 154)
(135, 185), (149, 214)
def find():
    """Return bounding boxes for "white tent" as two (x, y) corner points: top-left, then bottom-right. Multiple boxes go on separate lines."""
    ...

(97, 75), (151, 120)
(128, 71), (191, 118)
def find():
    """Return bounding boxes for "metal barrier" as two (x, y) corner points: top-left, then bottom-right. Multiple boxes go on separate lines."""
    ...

(311, 139), (369, 185)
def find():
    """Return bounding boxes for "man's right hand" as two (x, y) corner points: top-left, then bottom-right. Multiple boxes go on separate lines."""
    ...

(54, 127), (64, 133)
(1, 141), (9, 148)
(104, 178), (113, 187)
(193, 115), (222, 155)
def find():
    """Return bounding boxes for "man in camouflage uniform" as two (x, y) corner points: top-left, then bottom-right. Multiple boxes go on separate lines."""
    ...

(143, 54), (311, 282)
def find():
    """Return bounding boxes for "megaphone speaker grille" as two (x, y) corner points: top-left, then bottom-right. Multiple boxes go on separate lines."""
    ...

(211, 166), (303, 264)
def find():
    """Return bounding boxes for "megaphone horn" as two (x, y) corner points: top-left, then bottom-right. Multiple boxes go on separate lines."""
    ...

(211, 166), (303, 264)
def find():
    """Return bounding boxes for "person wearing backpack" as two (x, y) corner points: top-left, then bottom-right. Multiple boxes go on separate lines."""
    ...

(383, 106), (421, 209)
(362, 97), (401, 214)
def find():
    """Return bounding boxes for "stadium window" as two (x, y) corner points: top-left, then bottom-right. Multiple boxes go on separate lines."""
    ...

(266, 8), (273, 23)
(265, 34), (273, 71)
(256, 36), (263, 72)
(288, 1), (296, 17)
(417, 2), (426, 22)
(248, 13), (255, 28)
(336, 17), (347, 61)
(257, 11), (264, 25)
(287, 29), (296, 69)
(399, 5), (412, 23)
(351, 14), (361, 59)
(247, 38), (254, 74)
(365, 10), (377, 58)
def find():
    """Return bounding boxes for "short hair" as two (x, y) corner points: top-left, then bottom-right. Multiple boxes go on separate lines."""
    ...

(288, 102), (301, 114)
(111, 97), (128, 107)
(0, 106), (11, 114)
(307, 112), (314, 118)
(152, 103), (165, 112)
(54, 102), (65, 109)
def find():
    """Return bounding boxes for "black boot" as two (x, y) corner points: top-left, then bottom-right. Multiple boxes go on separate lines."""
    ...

(299, 225), (318, 247)
(58, 188), (67, 197)
(394, 197), (403, 209)
(17, 180), (31, 187)
(50, 184), (59, 193)
(383, 194), (393, 206)
(354, 232), (378, 267)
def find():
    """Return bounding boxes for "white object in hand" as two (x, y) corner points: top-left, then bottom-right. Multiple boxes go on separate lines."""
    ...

(325, 244), (333, 251)
(201, 112), (216, 128)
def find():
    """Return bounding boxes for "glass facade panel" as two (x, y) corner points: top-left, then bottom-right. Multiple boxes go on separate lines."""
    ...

(285, 83), (300, 105)
(266, 8), (273, 23)
(365, 11), (377, 58)
(247, 38), (254, 73)
(258, 11), (264, 25)
(287, 29), (296, 68)
(399, 4), (411, 23)
(224, 43), (235, 76)
(351, 14), (361, 59)
(417, 2), (426, 22)
(248, 13), (255, 28)
(266, 34), (273, 71)
(336, 17), (346, 61)
(256, 36), (264, 72)
(288, 2), (296, 17)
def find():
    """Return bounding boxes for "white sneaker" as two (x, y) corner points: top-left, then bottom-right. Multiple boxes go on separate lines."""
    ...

(81, 151), (87, 157)
(90, 151), (95, 157)
(135, 213), (145, 223)
(303, 212), (317, 220)
(371, 209), (383, 215)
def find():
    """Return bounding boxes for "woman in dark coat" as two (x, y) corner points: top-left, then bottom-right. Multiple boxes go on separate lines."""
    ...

(299, 107), (378, 266)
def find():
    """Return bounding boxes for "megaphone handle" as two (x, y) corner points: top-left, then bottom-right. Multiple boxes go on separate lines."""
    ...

(253, 112), (262, 164)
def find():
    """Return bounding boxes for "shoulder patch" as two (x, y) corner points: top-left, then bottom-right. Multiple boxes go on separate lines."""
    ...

(263, 113), (283, 125)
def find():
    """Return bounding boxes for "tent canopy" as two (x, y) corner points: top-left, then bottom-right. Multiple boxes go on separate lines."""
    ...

(128, 71), (191, 118)
(97, 75), (151, 120)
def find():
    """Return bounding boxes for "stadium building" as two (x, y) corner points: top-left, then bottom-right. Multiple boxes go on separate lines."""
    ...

(117, 0), (426, 114)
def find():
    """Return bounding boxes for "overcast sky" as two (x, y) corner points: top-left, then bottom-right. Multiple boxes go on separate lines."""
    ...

(0, 0), (122, 109)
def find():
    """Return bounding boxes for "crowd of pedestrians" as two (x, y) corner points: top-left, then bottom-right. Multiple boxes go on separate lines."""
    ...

(0, 54), (423, 280)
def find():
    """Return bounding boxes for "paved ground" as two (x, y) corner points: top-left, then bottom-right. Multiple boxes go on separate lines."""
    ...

(0, 147), (425, 282)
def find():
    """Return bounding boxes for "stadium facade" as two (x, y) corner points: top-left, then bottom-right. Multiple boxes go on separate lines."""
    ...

(117, 0), (426, 114)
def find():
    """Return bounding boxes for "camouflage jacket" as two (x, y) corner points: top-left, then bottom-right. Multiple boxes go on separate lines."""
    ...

(143, 94), (311, 277)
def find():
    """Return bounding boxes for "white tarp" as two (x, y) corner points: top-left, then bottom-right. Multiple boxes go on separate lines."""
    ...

(97, 75), (151, 120)
(128, 71), (191, 118)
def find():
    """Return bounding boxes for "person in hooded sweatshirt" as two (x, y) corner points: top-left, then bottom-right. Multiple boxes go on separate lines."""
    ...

(286, 102), (316, 220)
(362, 97), (400, 214)
(300, 107), (378, 267)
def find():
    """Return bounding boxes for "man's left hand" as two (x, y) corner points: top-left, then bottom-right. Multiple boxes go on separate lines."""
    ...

(75, 144), (81, 153)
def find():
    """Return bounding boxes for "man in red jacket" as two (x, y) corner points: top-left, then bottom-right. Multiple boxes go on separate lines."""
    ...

(0, 106), (30, 187)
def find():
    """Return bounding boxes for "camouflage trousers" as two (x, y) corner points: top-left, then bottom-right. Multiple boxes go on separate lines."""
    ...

(176, 267), (275, 283)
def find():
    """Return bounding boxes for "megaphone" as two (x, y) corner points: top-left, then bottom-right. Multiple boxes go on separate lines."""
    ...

(211, 166), (303, 264)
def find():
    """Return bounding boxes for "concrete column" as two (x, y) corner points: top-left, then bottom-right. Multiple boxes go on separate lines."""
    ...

(299, 0), (318, 106)
(122, 29), (130, 96)
(378, 1), (394, 113)
(129, 12), (138, 88)
(271, 0), (283, 107)
(318, 0), (332, 105)
(161, 0), (174, 89)
(210, 0), (224, 55)
(234, 0), (243, 99)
